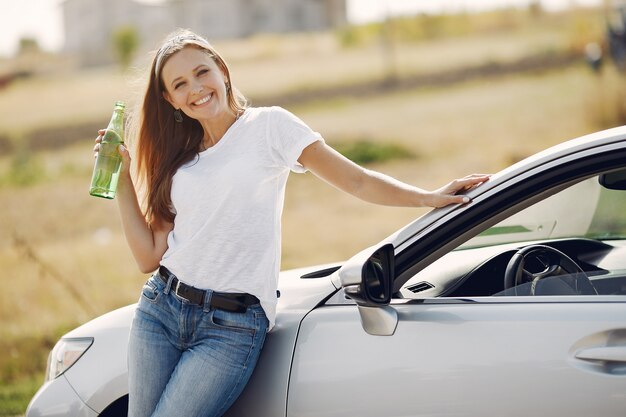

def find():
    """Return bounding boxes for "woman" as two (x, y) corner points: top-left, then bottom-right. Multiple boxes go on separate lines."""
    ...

(95, 29), (488, 417)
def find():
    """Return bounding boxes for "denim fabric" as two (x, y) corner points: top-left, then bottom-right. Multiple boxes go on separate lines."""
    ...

(128, 273), (269, 417)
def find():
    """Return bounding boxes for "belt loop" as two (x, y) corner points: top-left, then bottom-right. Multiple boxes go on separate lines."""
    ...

(203, 289), (213, 313)
(162, 270), (174, 295)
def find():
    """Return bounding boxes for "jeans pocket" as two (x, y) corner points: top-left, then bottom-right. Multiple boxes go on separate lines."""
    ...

(210, 308), (257, 333)
(140, 278), (160, 303)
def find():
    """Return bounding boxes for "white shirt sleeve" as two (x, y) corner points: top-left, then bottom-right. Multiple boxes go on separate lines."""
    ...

(267, 106), (323, 173)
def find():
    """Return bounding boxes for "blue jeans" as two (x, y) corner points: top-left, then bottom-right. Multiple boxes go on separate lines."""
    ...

(128, 273), (269, 417)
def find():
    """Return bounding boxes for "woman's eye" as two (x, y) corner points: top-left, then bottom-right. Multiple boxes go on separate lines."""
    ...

(198, 69), (209, 76)
(174, 82), (185, 89)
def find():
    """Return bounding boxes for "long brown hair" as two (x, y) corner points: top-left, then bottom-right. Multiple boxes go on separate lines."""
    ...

(132, 29), (247, 225)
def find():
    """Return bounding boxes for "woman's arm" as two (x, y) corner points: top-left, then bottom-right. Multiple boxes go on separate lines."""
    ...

(95, 132), (172, 273)
(298, 140), (489, 208)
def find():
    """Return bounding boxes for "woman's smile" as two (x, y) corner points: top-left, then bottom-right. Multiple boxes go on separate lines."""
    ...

(192, 93), (213, 106)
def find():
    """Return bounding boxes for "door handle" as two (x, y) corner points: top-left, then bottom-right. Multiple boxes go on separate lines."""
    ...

(575, 346), (626, 363)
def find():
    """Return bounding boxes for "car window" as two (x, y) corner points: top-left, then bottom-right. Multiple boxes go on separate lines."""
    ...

(493, 273), (598, 296)
(399, 171), (626, 299)
(586, 185), (626, 240)
(460, 176), (626, 248)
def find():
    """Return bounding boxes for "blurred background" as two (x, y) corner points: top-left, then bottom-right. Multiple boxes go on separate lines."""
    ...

(1, 0), (625, 413)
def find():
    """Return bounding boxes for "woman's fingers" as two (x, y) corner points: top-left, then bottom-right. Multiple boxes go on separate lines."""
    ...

(118, 144), (132, 176)
(93, 129), (106, 157)
(461, 173), (491, 183)
(118, 144), (131, 160)
(428, 192), (469, 208)
(452, 174), (491, 192)
(430, 174), (491, 207)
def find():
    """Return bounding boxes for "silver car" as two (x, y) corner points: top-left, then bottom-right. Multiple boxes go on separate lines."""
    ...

(27, 126), (626, 416)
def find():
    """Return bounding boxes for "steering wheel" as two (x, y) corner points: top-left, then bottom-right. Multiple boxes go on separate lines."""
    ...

(503, 245), (597, 295)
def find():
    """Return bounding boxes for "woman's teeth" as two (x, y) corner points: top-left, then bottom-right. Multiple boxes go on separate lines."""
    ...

(194, 94), (211, 105)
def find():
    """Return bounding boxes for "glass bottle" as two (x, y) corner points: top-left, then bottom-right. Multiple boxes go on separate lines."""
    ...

(89, 101), (125, 199)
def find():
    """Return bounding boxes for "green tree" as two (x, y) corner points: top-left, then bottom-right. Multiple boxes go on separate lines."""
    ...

(112, 26), (139, 69)
(17, 37), (40, 55)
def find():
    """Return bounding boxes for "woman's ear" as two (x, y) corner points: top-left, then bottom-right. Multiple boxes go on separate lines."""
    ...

(216, 60), (230, 85)
(162, 91), (175, 108)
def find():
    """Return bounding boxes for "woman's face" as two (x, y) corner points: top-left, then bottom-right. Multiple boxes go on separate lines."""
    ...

(161, 46), (230, 122)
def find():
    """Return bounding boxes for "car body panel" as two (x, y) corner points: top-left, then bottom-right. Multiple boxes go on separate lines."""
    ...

(64, 305), (133, 413)
(288, 300), (626, 417)
(26, 376), (98, 417)
(224, 266), (337, 417)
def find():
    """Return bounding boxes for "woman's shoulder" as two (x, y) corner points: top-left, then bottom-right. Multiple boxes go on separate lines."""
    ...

(246, 106), (289, 116)
(241, 106), (293, 126)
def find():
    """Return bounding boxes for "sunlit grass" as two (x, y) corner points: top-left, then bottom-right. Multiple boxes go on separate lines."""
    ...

(0, 375), (43, 417)
(332, 139), (416, 164)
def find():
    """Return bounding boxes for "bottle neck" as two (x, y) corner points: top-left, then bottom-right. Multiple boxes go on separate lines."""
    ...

(103, 109), (125, 143)
(109, 109), (124, 126)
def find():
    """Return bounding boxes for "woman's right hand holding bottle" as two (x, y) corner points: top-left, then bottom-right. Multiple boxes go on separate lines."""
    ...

(93, 129), (132, 179)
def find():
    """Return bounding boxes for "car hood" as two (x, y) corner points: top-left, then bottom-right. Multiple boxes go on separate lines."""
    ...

(274, 262), (340, 317)
(65, 263), (340, 339)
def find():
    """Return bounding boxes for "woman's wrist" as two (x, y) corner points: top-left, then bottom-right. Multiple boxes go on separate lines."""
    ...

(116, 170), (135, 195)
(409, 188), (431, 208)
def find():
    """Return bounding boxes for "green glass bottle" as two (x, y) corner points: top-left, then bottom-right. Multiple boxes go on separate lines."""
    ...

(89, 101), (125, 199)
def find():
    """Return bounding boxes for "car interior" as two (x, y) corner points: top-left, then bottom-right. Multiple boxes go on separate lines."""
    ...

(399, 168), (626, 300)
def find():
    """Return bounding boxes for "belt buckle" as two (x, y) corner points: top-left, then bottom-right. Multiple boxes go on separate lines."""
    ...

(174, 280), (185, 299)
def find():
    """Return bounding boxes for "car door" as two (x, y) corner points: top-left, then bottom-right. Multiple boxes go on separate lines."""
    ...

(287, 296), (626, 417)
(287, 140), (626, 416)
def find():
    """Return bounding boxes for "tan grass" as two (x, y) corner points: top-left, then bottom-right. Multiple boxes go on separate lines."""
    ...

(0, 69), (134, 137)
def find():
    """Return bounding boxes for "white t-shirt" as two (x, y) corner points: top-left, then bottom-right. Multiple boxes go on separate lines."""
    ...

(161, 106), (322, 329)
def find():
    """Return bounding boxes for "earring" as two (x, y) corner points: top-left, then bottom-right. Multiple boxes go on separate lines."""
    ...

(174, 109), (183, 123)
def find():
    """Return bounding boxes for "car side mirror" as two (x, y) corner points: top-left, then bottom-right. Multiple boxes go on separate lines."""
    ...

(339, 244), (398, 336)
(599, 168), (626, 190)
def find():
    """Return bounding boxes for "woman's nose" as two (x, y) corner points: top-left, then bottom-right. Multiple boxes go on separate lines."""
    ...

(190, 82), (203, 94)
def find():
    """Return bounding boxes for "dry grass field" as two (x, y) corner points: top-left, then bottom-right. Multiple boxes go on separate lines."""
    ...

(1, 6), (625, 415)
(3, 66), (617, 333)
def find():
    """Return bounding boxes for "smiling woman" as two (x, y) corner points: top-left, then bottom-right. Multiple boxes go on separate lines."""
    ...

(89, 28), (486, 417)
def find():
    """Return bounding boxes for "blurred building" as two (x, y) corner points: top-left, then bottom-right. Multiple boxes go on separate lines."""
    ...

(62, 0), (347, 66)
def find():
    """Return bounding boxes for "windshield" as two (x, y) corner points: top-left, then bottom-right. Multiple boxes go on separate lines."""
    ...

(461, 175), (626, 249)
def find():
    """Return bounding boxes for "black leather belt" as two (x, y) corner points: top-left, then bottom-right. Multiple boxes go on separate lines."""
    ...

(158, 266), (259, 313)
